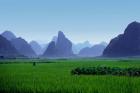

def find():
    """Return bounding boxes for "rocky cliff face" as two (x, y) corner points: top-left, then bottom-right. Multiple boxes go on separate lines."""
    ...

(103, 21), (140, 57)
(43, 41), (56, 57)
(55, 31), (73, 56)
(43, 31), (74, 57)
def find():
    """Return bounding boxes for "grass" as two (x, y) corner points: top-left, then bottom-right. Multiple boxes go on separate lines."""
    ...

(0, 58), (140, 93)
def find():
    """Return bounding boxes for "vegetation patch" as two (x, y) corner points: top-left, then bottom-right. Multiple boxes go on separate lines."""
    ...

(71, 66), (140, 76)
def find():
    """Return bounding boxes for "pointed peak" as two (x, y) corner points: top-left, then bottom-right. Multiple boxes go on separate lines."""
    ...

(58, 30), (63, 34)
(52, 36), (57, 42)
(2, 30), (11, 33)
(58, 31), (64, 35)
(30, 41), (41, 47)
(47, 41), (56, 48)
(124, 21), (140, 34)
(131, 21), (140, 24)
(100, 41), (108, 46)
(84, 41), (90, 44)
(30, 40), (38, 44)
(58, 31), (65, 38)
(1, 31), (16, 40)
(17, 37), (23, 40)
(49, 41), (55, 45)
(127, 21), (140, 27)
(2, 31), (15, 36)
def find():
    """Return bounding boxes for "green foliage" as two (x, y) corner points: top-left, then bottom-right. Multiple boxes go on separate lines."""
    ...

(71, 66), (140, 76)
(0, 59), (140, 93)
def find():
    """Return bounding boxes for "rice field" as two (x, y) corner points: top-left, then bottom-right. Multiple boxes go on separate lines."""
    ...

(0, 58), (140, 93)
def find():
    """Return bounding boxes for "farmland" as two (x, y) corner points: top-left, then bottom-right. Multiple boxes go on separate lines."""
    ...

(0, 58), (140, 93)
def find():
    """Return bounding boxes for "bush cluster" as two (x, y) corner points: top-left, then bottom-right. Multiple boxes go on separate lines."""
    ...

(71, 66), (140, 76)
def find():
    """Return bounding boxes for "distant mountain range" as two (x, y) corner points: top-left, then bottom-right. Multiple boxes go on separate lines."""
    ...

(1, 21), (140, 58)
(78, 42), (107, 57)
(72, 41), (92, 54)
(30, 41), (44, 55)
(1, 31), (36, 58)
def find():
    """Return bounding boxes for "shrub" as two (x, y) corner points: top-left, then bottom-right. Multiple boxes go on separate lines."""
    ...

(71, 66), (140, 77)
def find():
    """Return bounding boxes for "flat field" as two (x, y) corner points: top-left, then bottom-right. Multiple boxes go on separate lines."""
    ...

(0, 58), (140, 93)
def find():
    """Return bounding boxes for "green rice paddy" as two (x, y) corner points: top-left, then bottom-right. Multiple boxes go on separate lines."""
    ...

(0, 59), (140, 93)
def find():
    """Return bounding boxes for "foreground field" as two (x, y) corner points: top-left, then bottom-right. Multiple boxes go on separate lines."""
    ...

(0, 59), (140, 93)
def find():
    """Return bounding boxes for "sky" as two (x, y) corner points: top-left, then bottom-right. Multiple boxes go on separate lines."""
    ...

(0, 0), (140, 44)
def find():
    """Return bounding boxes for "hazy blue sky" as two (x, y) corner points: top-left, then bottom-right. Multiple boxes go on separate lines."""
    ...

(0, 0), (140, 44)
